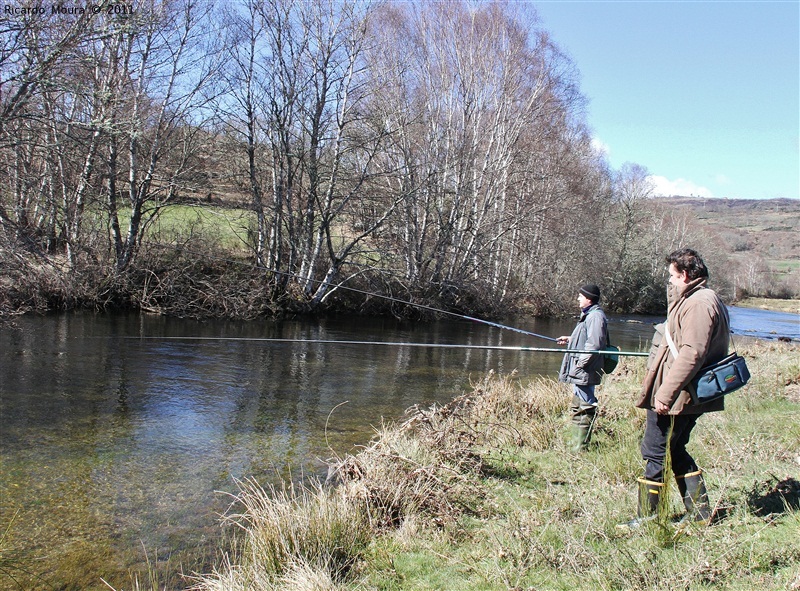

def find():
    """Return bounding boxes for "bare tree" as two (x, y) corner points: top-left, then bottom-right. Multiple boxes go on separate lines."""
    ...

(0, 0), (695, 317)
(0, 0), (221, 277)
(220, 0), (403, 306)
(218, 0), (283, 275)
(104, 0), (222, 272)
(600, 163), (715, 312)
(361, 1), (600, 312)
(0, 9), (99, 249)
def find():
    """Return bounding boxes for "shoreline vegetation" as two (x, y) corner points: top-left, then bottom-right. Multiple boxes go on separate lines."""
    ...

(177, 338), (800, 591)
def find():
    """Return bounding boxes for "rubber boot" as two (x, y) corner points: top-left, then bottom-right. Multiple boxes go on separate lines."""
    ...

(675, 470), (711, 526)
(617, 478), (664, 530)
(570, 395), (597, 452)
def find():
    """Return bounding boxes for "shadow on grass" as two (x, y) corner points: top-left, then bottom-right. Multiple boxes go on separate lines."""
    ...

(746, 476), (800, 516)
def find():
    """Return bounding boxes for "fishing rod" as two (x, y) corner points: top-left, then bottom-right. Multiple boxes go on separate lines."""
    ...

(264, 269), (559, 342)
(122, 335), (649, 357)
(150, 242), (560, 343)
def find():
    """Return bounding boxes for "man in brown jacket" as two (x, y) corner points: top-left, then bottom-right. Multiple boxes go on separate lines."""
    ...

(621, 248), (730, 529)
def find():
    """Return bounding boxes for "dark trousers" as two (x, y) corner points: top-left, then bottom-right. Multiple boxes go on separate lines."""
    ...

(641, 410), (699, 482)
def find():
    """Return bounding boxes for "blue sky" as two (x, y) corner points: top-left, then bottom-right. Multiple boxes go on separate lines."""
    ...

(532, 1), (799, 200)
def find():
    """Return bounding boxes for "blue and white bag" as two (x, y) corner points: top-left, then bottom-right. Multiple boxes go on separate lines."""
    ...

(664, 327), (750, 404)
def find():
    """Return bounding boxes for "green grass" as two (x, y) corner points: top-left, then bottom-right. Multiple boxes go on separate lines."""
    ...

(144, 204), (254, 251)
(186, 342), (800, 590)
(769, 259), (800, 272)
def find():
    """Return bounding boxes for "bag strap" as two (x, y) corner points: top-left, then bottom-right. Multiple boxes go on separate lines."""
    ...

(664, 322), (679, 359)
(664, 316), (737, 361)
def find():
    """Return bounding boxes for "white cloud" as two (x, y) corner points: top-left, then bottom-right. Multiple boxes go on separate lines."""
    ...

(591, 137), (610, 158)
(648, 175), (715, 198)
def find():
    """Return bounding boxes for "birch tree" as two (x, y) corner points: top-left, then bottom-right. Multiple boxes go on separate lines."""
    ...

(221, 0), (401, 306)
(362, 1), (598, 311)
(104, 0), (221, 272)
(0, 8), (99, 253)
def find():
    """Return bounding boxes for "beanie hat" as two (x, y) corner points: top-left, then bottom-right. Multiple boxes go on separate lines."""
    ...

(579, 284), (601, 303)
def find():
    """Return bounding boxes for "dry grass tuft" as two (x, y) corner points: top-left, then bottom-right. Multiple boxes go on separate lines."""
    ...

(326, 371), (571, 530)
(191, 478), (369, 590)
(329, 408), (486, 529)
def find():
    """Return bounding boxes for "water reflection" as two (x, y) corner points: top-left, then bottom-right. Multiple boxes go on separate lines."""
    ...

(0, 308), (795, 590)
(0, 313), (580, 590)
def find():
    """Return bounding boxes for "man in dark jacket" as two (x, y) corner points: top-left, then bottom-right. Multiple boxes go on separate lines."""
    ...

(621, 248), (730, 529)
(558, 284), (609, 452)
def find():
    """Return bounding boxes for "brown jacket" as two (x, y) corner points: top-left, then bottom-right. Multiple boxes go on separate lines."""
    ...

(636, 278), (730, 415)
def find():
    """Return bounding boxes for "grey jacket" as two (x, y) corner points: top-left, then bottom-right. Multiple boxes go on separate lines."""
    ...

(558, 304), (609, 386)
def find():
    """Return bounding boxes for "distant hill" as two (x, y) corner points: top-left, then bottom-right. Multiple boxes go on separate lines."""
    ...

(658, 197), (800, 297)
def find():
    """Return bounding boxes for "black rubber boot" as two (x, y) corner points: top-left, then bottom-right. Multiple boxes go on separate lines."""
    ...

(676, 470), (711, 526)
(617, 478), (664, 530)
(570, 395), (597, 452)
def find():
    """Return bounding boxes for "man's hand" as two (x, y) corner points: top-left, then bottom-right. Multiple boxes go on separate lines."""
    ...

(654, 399), (670, 415)
(557, 336), (570, 345)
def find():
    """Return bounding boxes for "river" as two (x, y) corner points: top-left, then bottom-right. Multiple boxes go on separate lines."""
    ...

(0, 307), (796, 590)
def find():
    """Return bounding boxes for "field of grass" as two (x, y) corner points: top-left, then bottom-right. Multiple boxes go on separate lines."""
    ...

(144, 204), (254, 252)
(189, 339), (800, 591)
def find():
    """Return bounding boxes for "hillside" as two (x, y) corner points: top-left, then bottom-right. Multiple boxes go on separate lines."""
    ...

(661, 197), (800, 298)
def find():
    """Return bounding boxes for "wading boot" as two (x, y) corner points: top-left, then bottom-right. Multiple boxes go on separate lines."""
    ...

(569, 395), (597, 452)
(675, 470), (711, 526)
(617, 478), (664, 530)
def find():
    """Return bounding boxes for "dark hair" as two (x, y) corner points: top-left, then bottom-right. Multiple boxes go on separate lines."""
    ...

(666, 248), (709, 280)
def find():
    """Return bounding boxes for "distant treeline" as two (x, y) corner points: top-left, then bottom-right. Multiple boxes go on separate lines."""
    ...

(0, 0), (762, 319)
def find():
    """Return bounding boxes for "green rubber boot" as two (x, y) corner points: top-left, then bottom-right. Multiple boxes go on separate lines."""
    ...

(617, 478), (664, 530)
(569, 395), (597, 452)
(676, 470), (711, 526)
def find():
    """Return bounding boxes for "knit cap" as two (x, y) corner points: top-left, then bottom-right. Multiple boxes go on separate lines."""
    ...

(579, 284), (601, 303)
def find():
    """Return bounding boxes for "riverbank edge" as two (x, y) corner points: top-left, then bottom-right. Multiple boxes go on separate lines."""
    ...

(189, 339), (800, 591)
(3, 245), (796, 321)
(734, 297), (800, 315)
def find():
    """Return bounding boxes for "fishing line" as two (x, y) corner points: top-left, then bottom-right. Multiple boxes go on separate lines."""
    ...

(119, 335), (649, 356)
(148, 241), (559, 342)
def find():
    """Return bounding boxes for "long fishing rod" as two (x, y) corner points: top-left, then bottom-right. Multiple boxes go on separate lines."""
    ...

(264, 268), (559, 342)
(149, 241), (584, 344)
(157, 242), (559, 342)
(122, 335), (649, 357)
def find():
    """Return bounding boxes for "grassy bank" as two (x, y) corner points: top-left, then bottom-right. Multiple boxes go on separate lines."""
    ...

(735, 298), (800, 315)
(190, 340), (800, 591)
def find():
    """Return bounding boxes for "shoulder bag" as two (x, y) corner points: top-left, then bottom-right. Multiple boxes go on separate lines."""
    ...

(663, 325), (750, 404)
(602, 332), (620, 375)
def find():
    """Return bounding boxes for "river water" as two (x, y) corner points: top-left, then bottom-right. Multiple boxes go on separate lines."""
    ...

(0, 307), (796, 590)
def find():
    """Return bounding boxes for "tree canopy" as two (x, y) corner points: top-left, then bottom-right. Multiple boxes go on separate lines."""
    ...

(0, 0), (733, 319)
